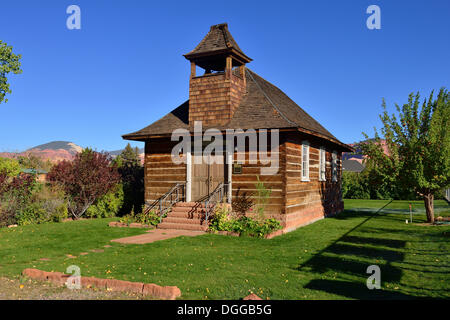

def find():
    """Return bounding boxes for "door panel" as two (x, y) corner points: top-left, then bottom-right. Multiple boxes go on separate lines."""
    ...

(191, 154), (224, 201)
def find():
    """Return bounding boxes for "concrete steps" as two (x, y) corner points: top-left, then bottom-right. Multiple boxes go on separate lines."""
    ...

(167, 211), (205, 219)
(157, 202), (209, 232)
(170, 207), (205, 214)
(162, 217), (204, 225)
(158, 222), (208, 231)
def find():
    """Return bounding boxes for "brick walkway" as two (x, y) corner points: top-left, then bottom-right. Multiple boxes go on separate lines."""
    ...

(110, 229), (205, 244)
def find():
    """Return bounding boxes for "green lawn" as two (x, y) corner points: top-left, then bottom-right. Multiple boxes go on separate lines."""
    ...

(0, 199), (449, 299)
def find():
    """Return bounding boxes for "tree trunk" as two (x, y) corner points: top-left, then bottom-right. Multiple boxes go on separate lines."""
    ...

(423, 193), (434, 223)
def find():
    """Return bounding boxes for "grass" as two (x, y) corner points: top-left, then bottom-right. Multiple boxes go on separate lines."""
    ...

(0, 199), (449, 299)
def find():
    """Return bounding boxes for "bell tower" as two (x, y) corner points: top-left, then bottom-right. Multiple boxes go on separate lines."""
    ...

(184, 23), (252, 127)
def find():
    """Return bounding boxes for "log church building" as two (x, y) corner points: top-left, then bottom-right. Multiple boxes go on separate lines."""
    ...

(123, 23), (352, 232)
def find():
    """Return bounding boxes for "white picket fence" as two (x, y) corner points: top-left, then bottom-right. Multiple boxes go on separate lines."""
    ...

(445, 188), (450, 202)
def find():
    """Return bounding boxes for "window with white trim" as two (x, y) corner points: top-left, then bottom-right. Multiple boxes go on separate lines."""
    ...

(301, 142), (310, 181)
(332, 151), (338, 182)
(319, 147), (326, 181)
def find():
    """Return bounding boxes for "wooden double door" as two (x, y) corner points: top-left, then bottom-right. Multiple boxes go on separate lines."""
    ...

(191, 154), (225, 201)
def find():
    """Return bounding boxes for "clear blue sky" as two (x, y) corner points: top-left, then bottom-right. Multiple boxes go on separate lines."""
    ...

(1, 0), (449, 152)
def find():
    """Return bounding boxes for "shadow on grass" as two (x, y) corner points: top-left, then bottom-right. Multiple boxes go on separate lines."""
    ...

(332, 210), (376, 220)
(304, 279), (417, 300)
(296, 200), (426, 299)
(326, 242), (404, 262)
(300, 254), (403, 283)
(297, 200), (449, 299)
(357, 226), (449, 238)
(340, 235), (406, 249)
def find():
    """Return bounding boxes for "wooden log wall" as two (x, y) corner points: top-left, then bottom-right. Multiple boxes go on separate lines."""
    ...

(283, 132), (343, 218)
(231, 142), (285, 216)
(144, 140), (186, 204)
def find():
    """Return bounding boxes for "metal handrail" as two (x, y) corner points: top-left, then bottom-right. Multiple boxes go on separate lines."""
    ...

(204, 183), (229, 223)
(144, 182), (186, 222)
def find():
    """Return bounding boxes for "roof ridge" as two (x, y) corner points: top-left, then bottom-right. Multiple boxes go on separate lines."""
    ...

(220, 24), (232, 48)
(246, 68), (297, 127)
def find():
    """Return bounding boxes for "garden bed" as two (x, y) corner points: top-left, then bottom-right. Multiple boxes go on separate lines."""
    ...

(210, 228), (285, 239)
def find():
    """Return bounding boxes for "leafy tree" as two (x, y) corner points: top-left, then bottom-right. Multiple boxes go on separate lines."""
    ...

(117, 143), (140, 166)
(114, 144), (144, 215)
(0, 173), (36, 227)
(0, 157), (21, 177)
(47, 148), (120, 219)
(86, 183), (124, 218)
(17, 153), (46, 171)
(361, 88), (449, 222)
(0, 40), (22, 104)
(0, 171), (35, 198)
(342, 171), (370, 199)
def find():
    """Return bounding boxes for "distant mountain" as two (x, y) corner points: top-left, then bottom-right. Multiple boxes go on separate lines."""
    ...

(0, 141), (84, 163)
(0, 141), (144, 164)
(25, 141), (83, 162)
(30, 141), (83, 155)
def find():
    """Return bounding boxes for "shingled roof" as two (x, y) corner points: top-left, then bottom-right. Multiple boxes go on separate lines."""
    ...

(342, 159), (366, 172)
(184, 23), (252, 67)
(122, 68), (351, 151)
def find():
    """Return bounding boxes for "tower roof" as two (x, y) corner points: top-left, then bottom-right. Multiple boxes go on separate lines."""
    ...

(184, 23), (252, 70)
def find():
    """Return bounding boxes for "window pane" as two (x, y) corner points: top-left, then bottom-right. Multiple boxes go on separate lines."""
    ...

(302, 144), (308, 179)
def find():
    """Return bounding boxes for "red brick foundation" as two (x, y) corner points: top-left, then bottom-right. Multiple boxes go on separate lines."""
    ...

(281, 203), (343, 232)
(261, 202), (343, 238)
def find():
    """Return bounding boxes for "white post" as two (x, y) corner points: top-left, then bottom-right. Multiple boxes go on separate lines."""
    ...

(186, 150), (192, 202)
(227, 151), (232, 204)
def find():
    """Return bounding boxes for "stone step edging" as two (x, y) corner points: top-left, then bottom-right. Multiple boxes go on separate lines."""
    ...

(22, 268), (181, 300)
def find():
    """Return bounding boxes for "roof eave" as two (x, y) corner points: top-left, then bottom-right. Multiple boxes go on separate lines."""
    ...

(184, 48), (252, 64)
(123, 127), (354, 153)
(295, 127), (354, 152)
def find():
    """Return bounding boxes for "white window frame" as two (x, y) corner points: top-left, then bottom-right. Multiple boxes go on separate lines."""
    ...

(301, 141), (310, 181)
(332, 151), (338, 182)
(319, 147), (326, 181)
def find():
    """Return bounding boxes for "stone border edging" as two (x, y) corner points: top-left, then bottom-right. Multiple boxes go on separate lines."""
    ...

(22, 268), (181, 300)
(243, 293), (263, 300)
